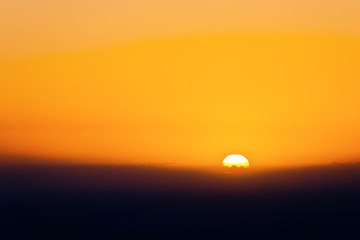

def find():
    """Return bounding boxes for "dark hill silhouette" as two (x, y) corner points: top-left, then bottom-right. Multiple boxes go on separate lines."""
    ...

(0, 154), (359, 239)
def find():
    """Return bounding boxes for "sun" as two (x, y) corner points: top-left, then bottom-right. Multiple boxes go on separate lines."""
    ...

(222, 154), (249, 168)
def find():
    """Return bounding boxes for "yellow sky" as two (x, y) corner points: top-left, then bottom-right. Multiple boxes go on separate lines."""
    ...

(1, 0), (360, 59)
(0, 1), (360, 169)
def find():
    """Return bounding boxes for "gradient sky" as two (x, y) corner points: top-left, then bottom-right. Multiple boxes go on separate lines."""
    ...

(1, 1), (360, 168)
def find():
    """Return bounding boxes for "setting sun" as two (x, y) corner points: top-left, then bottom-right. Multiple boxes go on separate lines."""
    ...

(222, 154), (249, 168)
(1, 0), (360, 238)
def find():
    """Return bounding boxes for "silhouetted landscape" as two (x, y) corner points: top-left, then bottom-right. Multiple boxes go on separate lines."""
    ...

(1, 155), (359, 239)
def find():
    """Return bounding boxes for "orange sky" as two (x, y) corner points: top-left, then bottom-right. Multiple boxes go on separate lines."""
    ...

(1, 1), (360, 169)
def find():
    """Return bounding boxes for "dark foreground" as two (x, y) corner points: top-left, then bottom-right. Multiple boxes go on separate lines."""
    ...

(0, 161), (360, 239)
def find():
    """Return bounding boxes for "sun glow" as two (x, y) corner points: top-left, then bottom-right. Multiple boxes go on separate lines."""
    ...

(222, 154), (249, 168)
